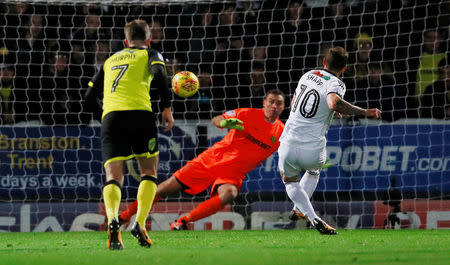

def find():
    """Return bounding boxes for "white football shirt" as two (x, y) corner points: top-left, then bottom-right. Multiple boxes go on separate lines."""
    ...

(280, 69), (346, 143)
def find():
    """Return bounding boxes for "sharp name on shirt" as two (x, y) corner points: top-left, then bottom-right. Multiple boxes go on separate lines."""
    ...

(307, 73), (324, 86)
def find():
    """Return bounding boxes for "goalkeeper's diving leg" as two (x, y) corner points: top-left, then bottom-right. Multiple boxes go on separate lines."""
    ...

(170, 183), (237, 230)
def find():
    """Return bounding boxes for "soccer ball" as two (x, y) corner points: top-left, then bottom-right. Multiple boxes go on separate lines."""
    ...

(171, 71), (199, 98)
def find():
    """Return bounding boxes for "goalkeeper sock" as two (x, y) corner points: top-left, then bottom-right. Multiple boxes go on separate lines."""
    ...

(120, 194), (162, 222)
(183, 195), (224, 223)
(135, 176), (158, 227)
(300, 171), (320, 199)
(120, 200), (137, 222)
(103, 180), (122, 224)
(285, 182), (318, 221)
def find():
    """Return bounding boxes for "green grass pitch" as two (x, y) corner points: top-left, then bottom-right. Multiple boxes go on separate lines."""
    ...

(1, 230), (449, 265)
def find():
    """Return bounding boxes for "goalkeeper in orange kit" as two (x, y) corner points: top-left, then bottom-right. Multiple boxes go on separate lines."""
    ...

(119, 89), (285, 229)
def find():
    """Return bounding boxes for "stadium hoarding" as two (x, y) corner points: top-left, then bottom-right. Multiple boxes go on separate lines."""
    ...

(0, 123), (448, 232)
(373, 199), (450, 229)
(322, 124), (450, 193)
(243, 124), (450, 194)
(249, 200), (450, 230)
(1, 200), (449, 232)
(0, 125), (196, 201)
(0, 123), (449, 200)
(0, 201), (236, 232)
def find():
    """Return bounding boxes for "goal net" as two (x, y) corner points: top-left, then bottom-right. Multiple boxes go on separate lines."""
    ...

(0, 0), (449, 232)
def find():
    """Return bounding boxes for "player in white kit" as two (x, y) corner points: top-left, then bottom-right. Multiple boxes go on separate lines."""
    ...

(278, 47), (381, 234)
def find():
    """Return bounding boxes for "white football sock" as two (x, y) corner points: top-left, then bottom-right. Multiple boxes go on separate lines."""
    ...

(300, 171), (320, 199)
(285, 182), (318, 221)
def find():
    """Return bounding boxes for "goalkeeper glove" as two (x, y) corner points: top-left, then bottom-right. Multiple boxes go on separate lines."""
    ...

(323, 158), (333, 169)
(219, 118), (244, 130)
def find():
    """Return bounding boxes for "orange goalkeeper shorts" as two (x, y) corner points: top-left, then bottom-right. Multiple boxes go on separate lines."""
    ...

(173, 161), (243, 196)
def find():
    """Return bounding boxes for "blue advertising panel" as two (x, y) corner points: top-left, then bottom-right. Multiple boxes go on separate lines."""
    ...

(0, 124), (448, 200)
(322, 125), (450, 193)
(0, 126), (195, 201)
(244, 124), (450, 193)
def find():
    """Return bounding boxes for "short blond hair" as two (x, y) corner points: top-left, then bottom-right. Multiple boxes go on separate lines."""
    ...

(325, 46), (348, 72)
(124, 19), (150, 42)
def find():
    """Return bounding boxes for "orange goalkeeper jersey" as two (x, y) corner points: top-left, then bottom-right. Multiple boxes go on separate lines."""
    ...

(193, 108), (285, 175)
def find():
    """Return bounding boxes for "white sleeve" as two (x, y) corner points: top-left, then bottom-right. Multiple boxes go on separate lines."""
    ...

(326, 79), (346, 98)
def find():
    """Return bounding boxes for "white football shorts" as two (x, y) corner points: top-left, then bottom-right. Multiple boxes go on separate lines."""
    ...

(278, 140), (327, 177)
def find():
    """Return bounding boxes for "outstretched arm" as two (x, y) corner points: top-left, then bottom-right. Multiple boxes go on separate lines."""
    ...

(326, 93), (381, 119)
(212, 114), (244, 130)
(212, 115), (225, 128)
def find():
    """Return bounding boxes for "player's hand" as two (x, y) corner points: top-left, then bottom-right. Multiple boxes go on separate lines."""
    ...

(219, 118), (244, 130)
(365, 108), (382, 119)
(334, 112), (350, 119)
(161, 107), (174, 131)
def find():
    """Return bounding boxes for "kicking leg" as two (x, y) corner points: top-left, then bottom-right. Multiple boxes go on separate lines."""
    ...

(283, 174), (337, 235)
(282, 174), (319, 222)
(289, 170), (320, 221)
(300, 170), (320, 199)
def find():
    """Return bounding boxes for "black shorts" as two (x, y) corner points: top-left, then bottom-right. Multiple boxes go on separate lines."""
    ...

(101, 110), (158, 166)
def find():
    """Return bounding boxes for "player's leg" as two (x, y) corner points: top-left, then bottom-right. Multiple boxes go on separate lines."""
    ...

(279, 144), (337, 234)
(120, 161), (205, 224)
(278, 142), (316, 217)
(129, 155), (158, 247)
(132, 156), (183, 227)
(284, 176), (336, 235)
(119, 172), (188, 222)
(282, 174), (319, 221)
(300, 170), (320, 199)
(217, 183), (239, 204)
(165, 175), (202, 230)
(119, 163), (194, 222)
(174, 183), (238, 228)
(121, 110), (159, 247)
(291, 159), (331, 221)
(103, 161), (125, 250)
(188, 183), (238, 220)
(289, 205), (307, 221)
(170, 167), (232, 230)
(135, 155), (158, 226)
(118, 160), (153, 223)
(300, 148), (337, 234)
(284, 177), (336, 234)
(118, 200), (137, 224)
(290, 170), (320, 221)
(299, 147), (329, 199)
(101, 112), (129, 250)
(278, 143), (322, 222)
(171, 175), (241, 230)
(104, 162), (125, 224)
